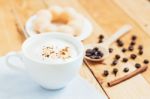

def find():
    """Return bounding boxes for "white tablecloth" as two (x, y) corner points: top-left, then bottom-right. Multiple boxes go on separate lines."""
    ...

(0, 56), (107, 99)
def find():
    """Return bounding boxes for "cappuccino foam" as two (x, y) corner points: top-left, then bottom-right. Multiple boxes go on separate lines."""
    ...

(27, 38), (77, 63)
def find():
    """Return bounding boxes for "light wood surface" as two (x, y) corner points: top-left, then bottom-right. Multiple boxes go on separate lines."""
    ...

(0, 0), (150, 99)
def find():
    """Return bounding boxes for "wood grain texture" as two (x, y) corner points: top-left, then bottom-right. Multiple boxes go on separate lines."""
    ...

(79, 0), (150, 82)
(0, 0), (150, 98)
(114, 0), (150, 36)
(79, 0), (150, 98)
(0, 0), (24, 55)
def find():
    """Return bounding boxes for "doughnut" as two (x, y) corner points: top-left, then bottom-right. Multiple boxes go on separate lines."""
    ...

(58, 25), (75, 36)
(36, 9), (52, 21)
(32, 6), (84, 36)
(48, 5), (63, 22)
(68, 16), (83, 36)
(64, 7), (78, 20)
(33, 17), (49, 33)
(39, 24), (57, 32)
(57, 11), (70, 24)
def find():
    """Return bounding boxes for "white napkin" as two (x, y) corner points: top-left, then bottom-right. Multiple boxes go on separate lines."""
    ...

(0, 56), (107, 99)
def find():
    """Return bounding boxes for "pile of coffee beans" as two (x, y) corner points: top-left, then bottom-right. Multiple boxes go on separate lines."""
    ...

(85, 47), (104, 59)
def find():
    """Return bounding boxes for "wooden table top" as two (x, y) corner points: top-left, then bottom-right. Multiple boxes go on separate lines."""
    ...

(1, 0), (150, 99)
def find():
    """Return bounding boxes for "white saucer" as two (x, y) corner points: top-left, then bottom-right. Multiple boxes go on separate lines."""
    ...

(0, 56), (107, 99)
(25, 15), (93, 41)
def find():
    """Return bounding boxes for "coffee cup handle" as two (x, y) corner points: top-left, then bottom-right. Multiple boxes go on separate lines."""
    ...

(6, 51), (25, 72)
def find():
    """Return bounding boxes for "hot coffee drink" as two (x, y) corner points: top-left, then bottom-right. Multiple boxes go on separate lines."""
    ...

(26, 37), (78, 64)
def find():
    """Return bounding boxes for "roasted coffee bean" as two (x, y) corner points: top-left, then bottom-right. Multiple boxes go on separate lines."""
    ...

(138, 45), (143, 50)
(143, 59), (149, 64)
(111, 60), (118, 66)
(98, 39), (103, 43)
(112, 68), (118, 76)
(109, 48), (113, 53)
(103, 70), (109, 77)
(130, 54), (137, 59)
(94, 56), (100, 59)
(122, 58), (128, 62)
(128, 46), (134, 51)
(116, 39), (123, 46)
(86, 48), (104, 59)
(86, 49), (93, 56)
(118, 41), (124, 47)
(130, 41), (136, 46)
(90, 55), (96, 59)
(135, 63), (141, 69)
(99, 35), (104, 39)
(46, 55), (50, 57)
(94, 51), (101, 56)
(116, 39), (121, 43)
(138, 50), (143, 55)
(131, 35), (137, 41)
(115, 54), (121, 60)
(86, 49), (92, 53)
(123, 68), (129, 73)
(122, 48), (127, 53)
(86, 52), (92, 57)
(93, 47), (99, 51)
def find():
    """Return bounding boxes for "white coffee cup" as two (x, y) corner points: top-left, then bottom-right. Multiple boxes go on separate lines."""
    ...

(5, 32), (84, 90)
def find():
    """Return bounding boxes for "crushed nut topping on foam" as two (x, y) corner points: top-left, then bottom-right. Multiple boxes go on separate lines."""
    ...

(41, 46), (71, 60)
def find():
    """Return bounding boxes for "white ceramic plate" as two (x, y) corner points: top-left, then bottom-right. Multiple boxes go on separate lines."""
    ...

(25, 15), (93, 41)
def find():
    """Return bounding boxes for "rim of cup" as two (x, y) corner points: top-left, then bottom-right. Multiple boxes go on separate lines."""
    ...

(22, 32), (84, 65)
